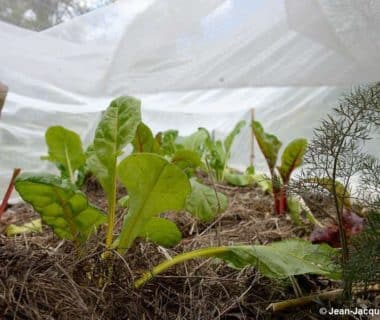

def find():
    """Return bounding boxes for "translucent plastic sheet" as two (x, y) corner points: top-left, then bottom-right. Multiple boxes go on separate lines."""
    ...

(1, 0), (380, 199)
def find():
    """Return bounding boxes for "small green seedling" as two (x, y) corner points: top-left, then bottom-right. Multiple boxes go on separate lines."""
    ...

(252, 121), (307, 215)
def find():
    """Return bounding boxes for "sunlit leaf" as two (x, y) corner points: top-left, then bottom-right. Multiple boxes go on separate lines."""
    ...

(117, 153), (191, 252)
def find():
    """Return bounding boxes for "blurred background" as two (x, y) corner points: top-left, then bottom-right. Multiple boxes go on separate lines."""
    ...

(0, 0), (115, 30)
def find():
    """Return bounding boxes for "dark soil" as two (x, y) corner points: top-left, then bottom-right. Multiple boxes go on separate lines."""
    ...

(0, 176), (378, 320)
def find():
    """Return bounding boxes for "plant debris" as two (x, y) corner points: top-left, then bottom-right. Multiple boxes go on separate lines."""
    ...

(2, 177), (377, 320)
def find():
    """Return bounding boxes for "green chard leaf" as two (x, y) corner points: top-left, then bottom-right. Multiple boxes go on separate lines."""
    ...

(252, 121), (282, 171)
(132, 122), (160, 153)
(205, 139), (226, 181)
(224, 120), (246, 153)
(87, 96), (141, 247)
(135, 239), (341, 287)
(278, 138), (308, 184)
(141, 217), (182, 247)
(224, 171), (254, 186)
(180, 129), (209, 156)
(15, 173), (106, 243)
(43, 126), (86, 182)
(185, 178), (228, 222)
(117, 153), (191, 252)
(87, 96), (141, 195)
(171, 149), (202, 176)
(217, 239), (340, 278)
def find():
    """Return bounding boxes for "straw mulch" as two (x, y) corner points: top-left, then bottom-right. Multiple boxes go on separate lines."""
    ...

(0, 177), (366, 320)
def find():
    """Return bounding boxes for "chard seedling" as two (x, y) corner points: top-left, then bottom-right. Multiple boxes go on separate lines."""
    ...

(116, 153), (191, 252)
(42, 126), (87, 184)
(132, 122), (161, 154)
(87, 96), (141, 248)
(131, 122), (227, 221)
(203, 120), (246, 182)
(178, 128), (209, 157)
(252, 121), (307, 215)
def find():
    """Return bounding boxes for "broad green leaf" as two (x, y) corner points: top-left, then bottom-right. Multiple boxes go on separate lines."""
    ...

(218, 239), (340, 278)
(224, 171), (254, 186)
(87, 96), (141, 196)
(132, 122), (160, 153)
(224, 120), (246, 153)
(43, 126), (86, 182)
(87, 97), (141, 247)
(135, 239), (341, 287)
(252, 121), (282, 171)
(117, 153), (191, 252)
(185, 179), (228, 222)
(141, 217), (182, 247)
(171, 149), (202, 175)
(5, 219), (42, 236)
(307, 177), (352, 209)
(15, 173), (106, 243)
(180, 129), (209, 156)
(278, 138), (308, 184)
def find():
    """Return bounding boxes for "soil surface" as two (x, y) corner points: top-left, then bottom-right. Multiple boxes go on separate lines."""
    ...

(0, 176), (378, 319)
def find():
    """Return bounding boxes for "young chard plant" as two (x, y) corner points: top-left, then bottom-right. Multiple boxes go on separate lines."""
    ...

(42, 126), (87, 185)
(15, 97), (194, 253)
(203, 120), (246, 182)
(16, 125), (106, 245)
(131, 122), (228, 223)
(87, 96), (141, 248)
(252, 121), (307, 215)
(132, 122), (161, 154)
(116, 153), (191, 251)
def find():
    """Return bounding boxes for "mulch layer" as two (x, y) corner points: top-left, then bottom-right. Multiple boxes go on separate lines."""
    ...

(0, 176), (378, 319)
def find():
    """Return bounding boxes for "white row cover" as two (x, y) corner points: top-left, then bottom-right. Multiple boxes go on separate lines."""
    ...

(1, 0), (380, 198)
